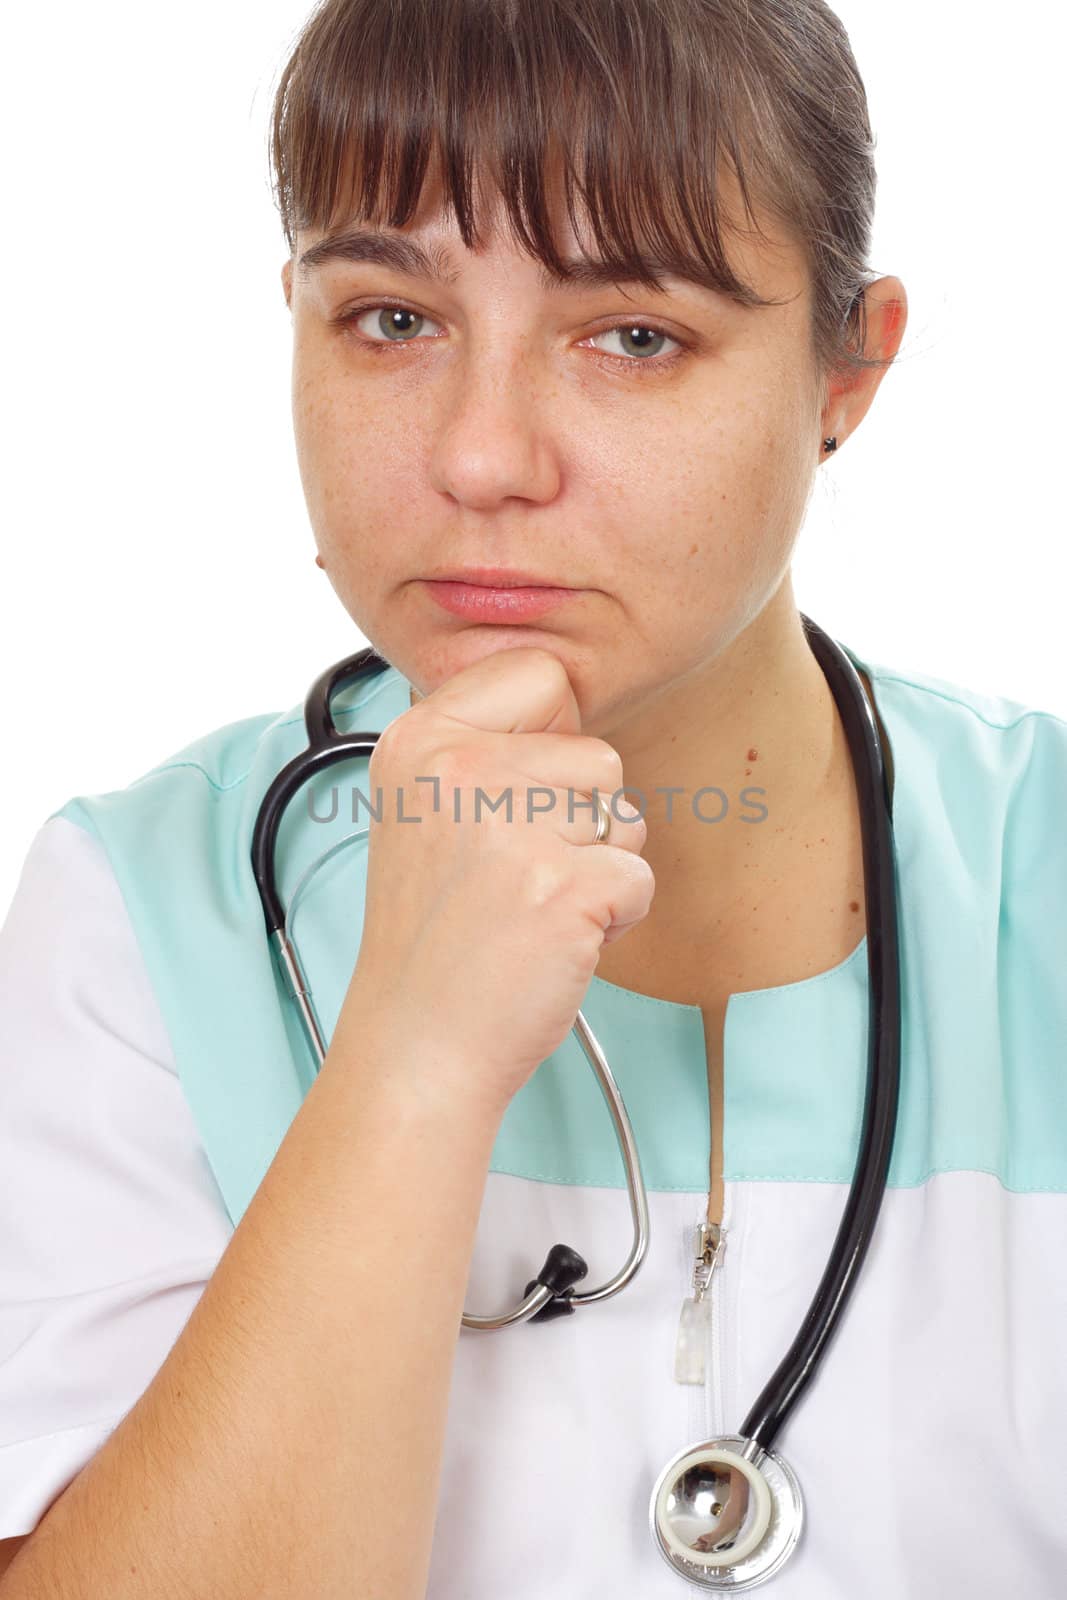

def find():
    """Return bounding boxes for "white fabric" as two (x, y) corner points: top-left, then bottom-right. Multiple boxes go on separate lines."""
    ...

(2, 817), (1067, 1597)
(0, 818), (231, 1534)
(453, 1169), (1067, 1596)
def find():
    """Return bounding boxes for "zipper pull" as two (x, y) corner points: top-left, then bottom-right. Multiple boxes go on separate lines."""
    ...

(674, 1219), (727, 1385)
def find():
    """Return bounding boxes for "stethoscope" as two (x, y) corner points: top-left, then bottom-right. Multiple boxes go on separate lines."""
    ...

(251, 613), (901, 1591)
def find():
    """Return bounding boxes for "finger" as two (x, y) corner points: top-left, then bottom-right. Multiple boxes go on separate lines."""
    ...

(438, 728), (644, 852)
(571, 843), (657, 938)
(425, 646), (583, 737)
(394, 727), (646, 855)
(441, 782), (647, 856)
(480, 728), (625, 803)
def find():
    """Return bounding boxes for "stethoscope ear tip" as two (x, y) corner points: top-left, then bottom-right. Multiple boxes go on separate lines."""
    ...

(523, 1242), (589, 1321)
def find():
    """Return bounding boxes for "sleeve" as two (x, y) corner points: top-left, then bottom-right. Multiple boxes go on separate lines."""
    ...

(0, 816), (234, 1539)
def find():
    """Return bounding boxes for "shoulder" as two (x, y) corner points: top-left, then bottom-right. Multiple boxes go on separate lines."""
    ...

(857, 644), (1067, 742)
(48, 656), (412, 845)
(856, 648), (1066, 1044)
(843, 646), (1067, 1190)
(848, 640), (1067, 1004)
(850, 644), (1067, 826)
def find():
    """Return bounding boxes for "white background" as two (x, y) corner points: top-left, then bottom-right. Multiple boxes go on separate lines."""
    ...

(2, 2), (1064, 911)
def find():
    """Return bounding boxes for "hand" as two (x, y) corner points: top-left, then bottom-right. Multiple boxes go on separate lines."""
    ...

(334, 647), (655, 1120)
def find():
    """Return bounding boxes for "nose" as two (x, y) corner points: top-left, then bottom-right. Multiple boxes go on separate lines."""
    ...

(426, 339), (563, 511)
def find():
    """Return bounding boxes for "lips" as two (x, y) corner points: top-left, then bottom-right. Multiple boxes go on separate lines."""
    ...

(420, 578), (580, 621)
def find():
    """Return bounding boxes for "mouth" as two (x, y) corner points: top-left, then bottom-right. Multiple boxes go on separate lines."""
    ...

(418, 574), (582, 622)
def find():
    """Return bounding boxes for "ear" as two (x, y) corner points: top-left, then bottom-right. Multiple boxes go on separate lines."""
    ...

(281, 257), (293, 311)
(820, 277), (908, 453)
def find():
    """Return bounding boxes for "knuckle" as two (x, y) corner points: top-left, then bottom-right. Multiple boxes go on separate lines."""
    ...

(636, 856), (657, 898)
(617, 801), (648, 837)
(589, 740), (625, 792)
(615, 850), (655, 894)
(432, 741), (484, 790)
(529, 648), (573, 689)
(370, 712), (414, 776)
(524, 856), (573, 911)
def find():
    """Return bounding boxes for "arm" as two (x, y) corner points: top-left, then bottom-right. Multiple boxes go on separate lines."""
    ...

(1, 1020), (503, 1600)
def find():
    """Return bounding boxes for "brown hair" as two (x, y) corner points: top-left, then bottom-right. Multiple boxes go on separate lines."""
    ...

(268, 0), (892, 399)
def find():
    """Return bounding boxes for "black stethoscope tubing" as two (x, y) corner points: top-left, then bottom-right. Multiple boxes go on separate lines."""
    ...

(251, 614), (901, 1460)
(741, 615), (901, 1454)
(251, 648), (389, 935)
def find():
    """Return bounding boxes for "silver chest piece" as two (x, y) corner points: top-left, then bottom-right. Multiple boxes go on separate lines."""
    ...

(649, 1436), (804, 1590)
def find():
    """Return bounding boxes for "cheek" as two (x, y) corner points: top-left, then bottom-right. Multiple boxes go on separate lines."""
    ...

(719, 378), (814, 545)
(290, 351), (378, 535)
(291, 343), (347, 465)
(634, 398), (811, 634)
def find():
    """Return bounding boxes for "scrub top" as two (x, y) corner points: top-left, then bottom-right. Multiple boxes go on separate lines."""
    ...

(1, 637), (1066, 1596)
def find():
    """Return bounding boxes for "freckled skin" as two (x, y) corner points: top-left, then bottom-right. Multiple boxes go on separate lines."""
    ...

(280, 152), (907, 938)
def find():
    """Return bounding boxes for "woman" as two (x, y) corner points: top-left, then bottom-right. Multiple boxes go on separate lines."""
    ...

(1, 0), (1064, 1594)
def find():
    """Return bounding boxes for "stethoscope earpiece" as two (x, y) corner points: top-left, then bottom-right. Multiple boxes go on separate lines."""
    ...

(522, 1242), (589, 1321)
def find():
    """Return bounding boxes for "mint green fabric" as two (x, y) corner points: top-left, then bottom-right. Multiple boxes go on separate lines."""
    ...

(51, 639), (1067, 1226)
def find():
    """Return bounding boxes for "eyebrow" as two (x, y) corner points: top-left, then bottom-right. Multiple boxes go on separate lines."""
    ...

(296, 227), (693, 296)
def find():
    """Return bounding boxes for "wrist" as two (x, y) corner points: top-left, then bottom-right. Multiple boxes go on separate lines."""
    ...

(322, 1002), (509, 1144)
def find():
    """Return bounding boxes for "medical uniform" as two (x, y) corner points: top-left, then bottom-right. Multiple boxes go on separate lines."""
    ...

(1, 639), (1066, 1596)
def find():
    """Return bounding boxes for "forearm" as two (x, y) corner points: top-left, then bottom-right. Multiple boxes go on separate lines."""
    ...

(3, 1028), (502, 1600)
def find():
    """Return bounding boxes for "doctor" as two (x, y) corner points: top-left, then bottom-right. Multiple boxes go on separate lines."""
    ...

(2, 0), (1066, 1595)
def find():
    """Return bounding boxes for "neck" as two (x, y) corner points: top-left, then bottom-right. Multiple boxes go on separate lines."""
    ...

(587, 581), (848, 923)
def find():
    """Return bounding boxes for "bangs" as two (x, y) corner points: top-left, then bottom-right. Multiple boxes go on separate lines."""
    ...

(270, 0), (796, 314)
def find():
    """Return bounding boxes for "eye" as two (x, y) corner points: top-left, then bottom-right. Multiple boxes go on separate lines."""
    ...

(342, 304), (442, 345)
(334, 301), (687, 373)
(587, 323), (683, 365)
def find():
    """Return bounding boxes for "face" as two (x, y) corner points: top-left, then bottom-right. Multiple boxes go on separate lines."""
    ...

(282, 156), (904, 736)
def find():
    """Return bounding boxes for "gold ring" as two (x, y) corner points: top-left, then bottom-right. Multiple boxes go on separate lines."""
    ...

(591, 791), (613, 845)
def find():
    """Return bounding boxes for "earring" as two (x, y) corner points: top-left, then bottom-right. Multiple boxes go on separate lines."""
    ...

(822, 437), (838, 454)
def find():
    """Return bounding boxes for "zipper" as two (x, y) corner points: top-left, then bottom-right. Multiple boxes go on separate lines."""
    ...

(707, 1188), (732, 1439)
(673, 1018), (730, 1428)
(674, 1209), (727, 1390)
